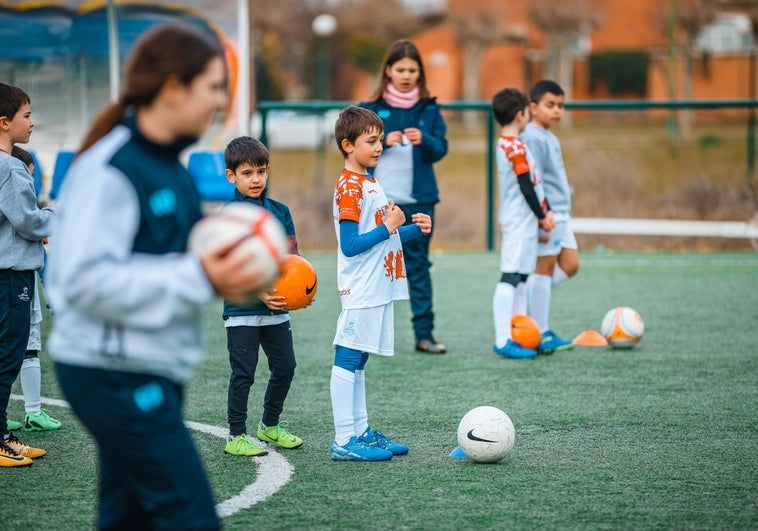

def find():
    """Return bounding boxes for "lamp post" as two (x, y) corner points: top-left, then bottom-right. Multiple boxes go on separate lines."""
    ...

(311, 13), (337, 100)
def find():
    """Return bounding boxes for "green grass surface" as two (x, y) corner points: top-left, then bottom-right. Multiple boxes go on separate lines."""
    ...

(5, 251), (758, 529)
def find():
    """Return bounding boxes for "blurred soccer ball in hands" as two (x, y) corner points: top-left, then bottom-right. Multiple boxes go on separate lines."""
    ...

(188, 203), (288, 298)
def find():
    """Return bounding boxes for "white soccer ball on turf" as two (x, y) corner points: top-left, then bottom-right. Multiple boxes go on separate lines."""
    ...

(456, 406), (515, 463)
(601, 306), (644, 348)
(188, 202), (288, 297)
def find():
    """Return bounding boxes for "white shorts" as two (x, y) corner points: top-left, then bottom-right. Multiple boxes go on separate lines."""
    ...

(499, 233), (537, 275)
(537, 218), (578, 257)
(332, 303), (395, 356)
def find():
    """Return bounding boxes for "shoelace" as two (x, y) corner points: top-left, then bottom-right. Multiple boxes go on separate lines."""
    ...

(0, 440), (19, 456)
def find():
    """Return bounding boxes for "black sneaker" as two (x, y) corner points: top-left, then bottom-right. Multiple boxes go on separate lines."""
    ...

(415, 337), (447, 354)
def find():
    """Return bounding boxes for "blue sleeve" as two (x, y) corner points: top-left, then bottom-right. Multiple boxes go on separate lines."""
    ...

(398, 223), (423, 242)
(339, 219), (390, 257)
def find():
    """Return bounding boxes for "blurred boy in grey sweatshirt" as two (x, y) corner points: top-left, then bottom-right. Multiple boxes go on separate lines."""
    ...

(0, 82), (53, 467)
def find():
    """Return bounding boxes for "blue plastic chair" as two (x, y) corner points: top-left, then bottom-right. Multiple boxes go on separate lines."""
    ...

(187, 151), (233, 201)
(50, 150), (76, 200)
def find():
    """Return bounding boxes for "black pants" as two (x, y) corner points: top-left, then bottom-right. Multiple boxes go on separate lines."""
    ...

(226, 321), (296, 436)
(56, 363), (219, 530)
(0, 269), (33, 435)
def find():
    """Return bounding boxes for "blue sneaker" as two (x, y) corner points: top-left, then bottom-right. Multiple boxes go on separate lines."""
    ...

(330, 436), (393, 461)
(494, 339), (537, 359)
(359, 427), (409, 456)
(538, 330), (574, 354)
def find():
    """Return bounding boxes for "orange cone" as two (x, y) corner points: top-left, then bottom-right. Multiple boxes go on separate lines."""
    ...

(572, 330), (608, 346)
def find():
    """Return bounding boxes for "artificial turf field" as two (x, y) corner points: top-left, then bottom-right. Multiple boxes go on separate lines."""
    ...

(5, 251), (758, 530)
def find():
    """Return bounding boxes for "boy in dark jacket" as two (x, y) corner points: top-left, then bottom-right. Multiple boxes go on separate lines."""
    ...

(221, 136), (303, 456)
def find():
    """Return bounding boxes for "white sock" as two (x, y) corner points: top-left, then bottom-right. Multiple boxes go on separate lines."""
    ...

(330, 366), (355, 446)
(20, 356), (41, 415)
(527, 274), (552, 333)
(513, 282), (527, 315)
(493, 282), (515, 348)
(552, 265), (569, 286)
(353, 370), (368, 437)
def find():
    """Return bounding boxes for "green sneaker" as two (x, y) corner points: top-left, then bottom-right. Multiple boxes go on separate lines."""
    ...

(24, 409), (62, 432)
(257, 422), (303, 449)
(224, 434), (268, 457)
(6, 420), (22, 431)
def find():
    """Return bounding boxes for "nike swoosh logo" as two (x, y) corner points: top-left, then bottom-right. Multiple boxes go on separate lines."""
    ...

(305, 282), (317, 295)
(466, 429), (496, 443)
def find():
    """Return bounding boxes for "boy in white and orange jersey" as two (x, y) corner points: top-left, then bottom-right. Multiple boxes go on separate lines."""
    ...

(329, 106), (431, 461)
(491, 87), (554, 359)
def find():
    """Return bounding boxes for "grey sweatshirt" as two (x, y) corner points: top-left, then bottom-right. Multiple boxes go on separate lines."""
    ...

(0, 150), (52, 270)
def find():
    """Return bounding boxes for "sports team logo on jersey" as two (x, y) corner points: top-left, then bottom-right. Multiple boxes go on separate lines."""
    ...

(383, 249), (406, 281)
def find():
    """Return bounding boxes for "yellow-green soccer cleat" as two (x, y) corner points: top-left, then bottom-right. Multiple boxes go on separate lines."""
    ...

(224, 434), (268, 457)
(257, 422), (303, 449)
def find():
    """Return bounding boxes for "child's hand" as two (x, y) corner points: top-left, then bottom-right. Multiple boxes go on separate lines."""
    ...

(411, 212), (432, 234)
(403, 127), (423, 145)
(539, 211), (555, 233)
(200, 242), (270, 303)
(259, 288), (287, 310)
(385, 131), (404, 147)
(384, 202), (406, 233)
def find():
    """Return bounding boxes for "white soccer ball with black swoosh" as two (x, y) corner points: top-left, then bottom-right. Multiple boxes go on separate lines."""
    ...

(456, 406), (515, 463)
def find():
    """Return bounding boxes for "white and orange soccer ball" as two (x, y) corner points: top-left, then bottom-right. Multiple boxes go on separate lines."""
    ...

(456, 406), (515, 464)
(601, 306), (645, 348)
(272, 254), (318, 311)
(187, 202), (288, 299)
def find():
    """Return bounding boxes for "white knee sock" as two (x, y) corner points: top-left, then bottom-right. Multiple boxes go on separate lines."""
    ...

(493, 282), (515, 348)
(527, 274), (552, 333)
(20, 356), (41, 414)
(552, 265), (569, 286)
(330, 366), (355, 445)
(513, 281), (527, 315)
(353, 370), (368, 437)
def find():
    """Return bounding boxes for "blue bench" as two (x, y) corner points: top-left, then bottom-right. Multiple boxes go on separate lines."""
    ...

(187, 151), (233, 202)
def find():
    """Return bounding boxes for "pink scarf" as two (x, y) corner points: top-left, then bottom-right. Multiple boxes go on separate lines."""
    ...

(383, 84), (420, 109)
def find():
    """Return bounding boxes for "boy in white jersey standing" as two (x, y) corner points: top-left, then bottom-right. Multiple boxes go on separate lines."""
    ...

(522, 80), (578, 353)
(329, 106), (431, 461)
(491, 87), (554, 359)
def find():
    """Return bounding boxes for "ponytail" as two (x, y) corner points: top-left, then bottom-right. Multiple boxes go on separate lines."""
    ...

(77, 101), (128, 156)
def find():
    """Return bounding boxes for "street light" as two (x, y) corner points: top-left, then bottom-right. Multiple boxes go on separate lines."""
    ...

(311, 13), (337, 100)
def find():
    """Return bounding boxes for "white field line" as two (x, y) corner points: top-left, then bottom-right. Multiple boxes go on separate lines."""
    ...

(10, 395), (293, 519)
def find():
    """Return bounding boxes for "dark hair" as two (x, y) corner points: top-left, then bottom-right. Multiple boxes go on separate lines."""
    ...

(11, 145), (34, 169)
(79, 23), (226, 154)
(367, 39), (431, 102)
(529, 79), (565, 104)
(334, 106), (384, 159)
(225, 136), (269, 172)
(0, 82), (30, 122)
(492, 87), (529, 127)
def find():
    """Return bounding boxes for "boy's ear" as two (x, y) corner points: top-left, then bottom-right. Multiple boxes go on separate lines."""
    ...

(225, 168), (235, 183)
(340, 138), (353, 154)
(0, 115), (9, 132)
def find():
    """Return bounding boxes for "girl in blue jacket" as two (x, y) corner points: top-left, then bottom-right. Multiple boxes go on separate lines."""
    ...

(360, 39), (449, 354)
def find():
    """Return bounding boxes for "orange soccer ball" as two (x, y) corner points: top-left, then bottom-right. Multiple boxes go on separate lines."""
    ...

(272, 254), (318, 311)
(511, 314), (541, 350)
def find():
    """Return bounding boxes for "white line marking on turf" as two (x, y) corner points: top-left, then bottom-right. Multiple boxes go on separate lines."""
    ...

(10, 395), (293, 518)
